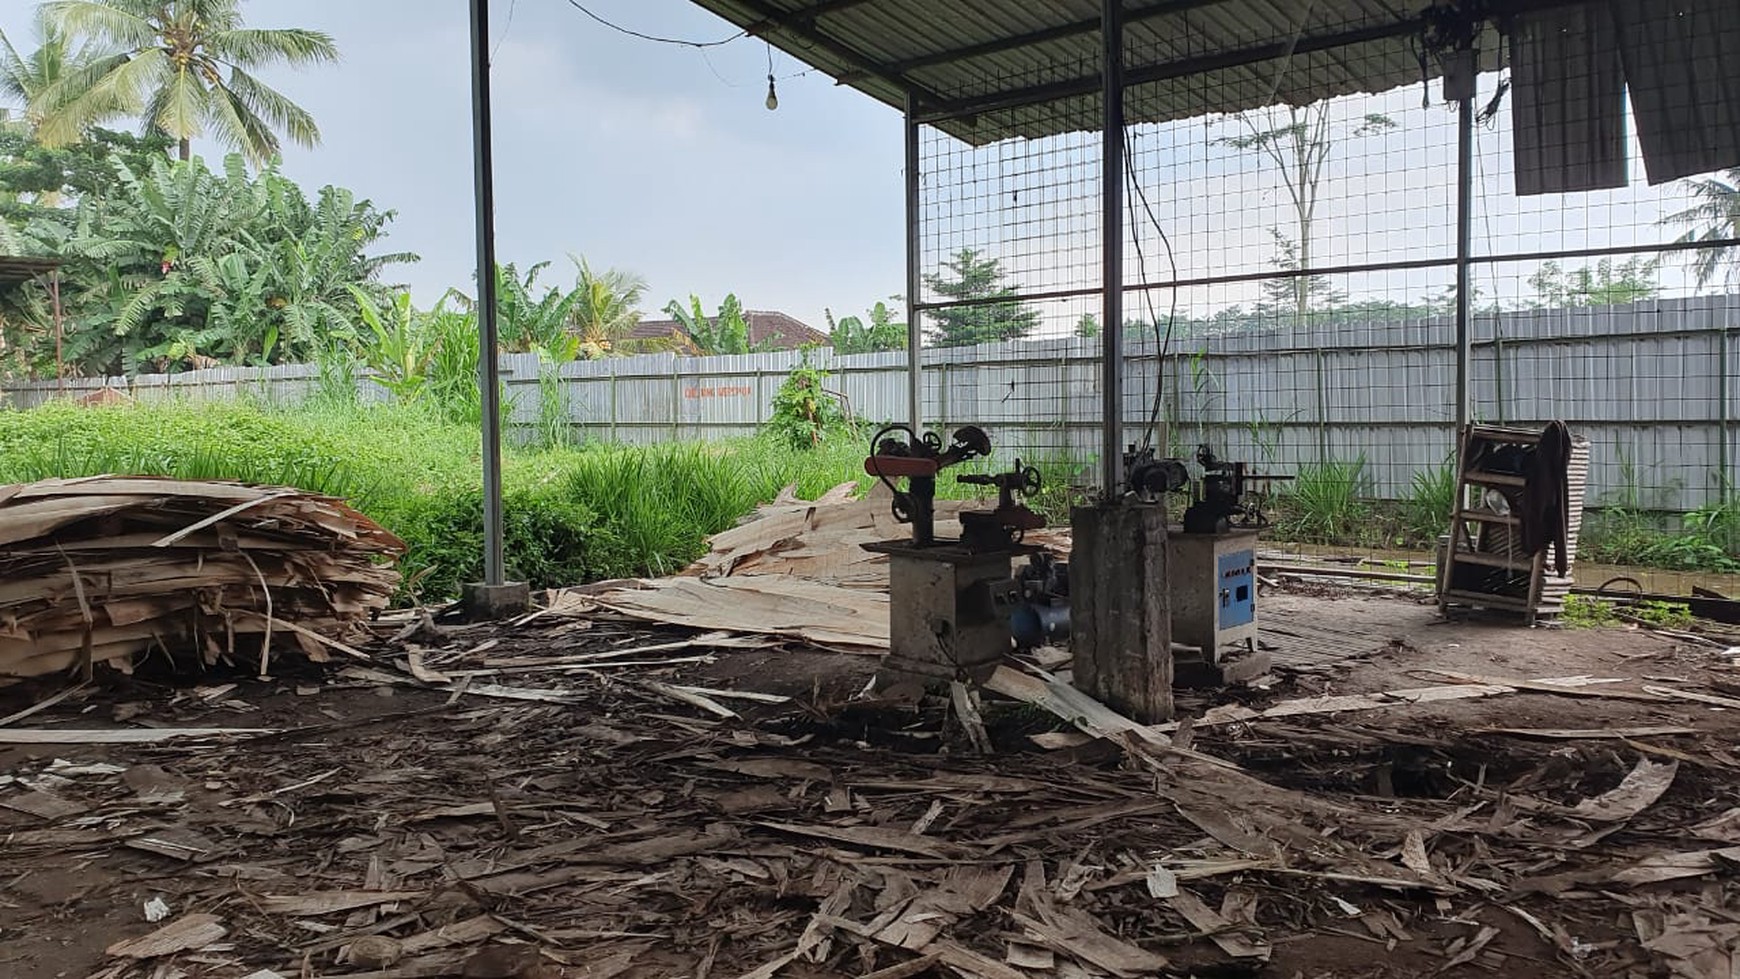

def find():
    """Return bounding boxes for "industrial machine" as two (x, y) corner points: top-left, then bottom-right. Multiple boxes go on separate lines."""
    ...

(1182, 444), (1287, 534)
(1008, 444), (1286, 686)
(862, 427), (1285, 690)
(862, 425), (1046, 688)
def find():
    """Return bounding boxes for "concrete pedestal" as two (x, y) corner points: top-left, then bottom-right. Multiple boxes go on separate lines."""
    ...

(864, 541), (1028, 691)
(1069, 503), (1172, 723)
(461, 580), (531, 621)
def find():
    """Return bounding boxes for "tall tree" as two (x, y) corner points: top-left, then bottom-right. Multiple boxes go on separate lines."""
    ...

(33, 0), (338, 164)
(922, 247), (1039, 347)
(1216, 104), (1393, 321)
(1254, 229), (1344, 317)
(2, 8), (119, 132)
(1661, 168), (1740, 289)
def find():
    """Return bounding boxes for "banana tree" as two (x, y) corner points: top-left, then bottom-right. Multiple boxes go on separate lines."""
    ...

(348, 286), (429, 402)
(493, 261), (582, 361)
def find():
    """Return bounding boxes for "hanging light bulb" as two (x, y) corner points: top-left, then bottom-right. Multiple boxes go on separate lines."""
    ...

(764, 73), (779, 111)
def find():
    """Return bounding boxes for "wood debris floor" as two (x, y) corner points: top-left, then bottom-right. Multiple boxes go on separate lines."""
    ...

(4, 586), (1740, 979)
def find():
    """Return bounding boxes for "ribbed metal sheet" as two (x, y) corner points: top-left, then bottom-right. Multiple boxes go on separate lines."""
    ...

(688, 0), (1530, 144)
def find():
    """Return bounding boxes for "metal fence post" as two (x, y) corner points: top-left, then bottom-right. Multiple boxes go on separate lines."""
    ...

(1098, 0), (1126, 496)
(467, 0), (504, 587)
(1721, 323), (1731, 504)
(1314, 348), (1329, 462)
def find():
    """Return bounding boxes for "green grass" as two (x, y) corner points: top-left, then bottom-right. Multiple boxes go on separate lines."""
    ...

(1272, 456), (1371, 544)
(0, 399), (1083, 603)
(1561, 594), (1620, 628)
(1579, 507), (1740, 573)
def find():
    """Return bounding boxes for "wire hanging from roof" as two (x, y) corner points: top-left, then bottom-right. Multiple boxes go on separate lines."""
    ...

(562, 0), (746, 48)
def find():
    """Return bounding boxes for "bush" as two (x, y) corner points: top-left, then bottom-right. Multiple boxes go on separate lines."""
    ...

(766, 354), (849, 451)
(1274, 456), (1371, 544)
(398, 480), (600, 602)
(1398, 462), (1456, 547)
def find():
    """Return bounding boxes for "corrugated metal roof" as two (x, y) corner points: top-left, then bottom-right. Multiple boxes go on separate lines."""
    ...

(688, 0), (1582, 144)
(0, 255), (60, 287)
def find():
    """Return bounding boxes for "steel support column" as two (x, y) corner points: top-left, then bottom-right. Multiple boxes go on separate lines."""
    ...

(905, 93), (923, 433)
(469, 0), (505, 586)
(1099, 0), (1125, 497)
(1453, 55), (1475, 431)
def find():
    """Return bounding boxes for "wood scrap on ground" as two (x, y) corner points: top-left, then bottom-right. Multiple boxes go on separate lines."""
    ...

(0, 477), (403, 684)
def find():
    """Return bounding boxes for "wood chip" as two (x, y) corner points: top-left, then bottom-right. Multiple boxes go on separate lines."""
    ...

(1166, 889), (1269, 959)
(1014, 906), (1170, 977)
(1570, 758), (1678, 822)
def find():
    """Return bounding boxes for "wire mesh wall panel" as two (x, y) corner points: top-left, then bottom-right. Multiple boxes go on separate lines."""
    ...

(914, 39), (1105, 476)
(895, 2), (1740, 564)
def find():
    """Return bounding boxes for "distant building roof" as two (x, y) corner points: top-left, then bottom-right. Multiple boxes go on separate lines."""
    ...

(627, 310), (828, 352)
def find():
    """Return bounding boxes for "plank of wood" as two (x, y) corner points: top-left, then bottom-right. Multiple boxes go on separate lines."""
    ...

(106, 913), (227, 958)
(396, 915), (505, 954)
(1642, 685), (1740, 710)
(0, 681), (88, 727)
(150, 490), (295, 547)
(1608, 846), (1740, 886)
(0, 727), (275, 744)
(1569, 758), (1678, 822)
(258, 891), (427, 916)
(1427, 671), (1667, 701)
(668, 684), (791, 705)
(1013, 907), (1170, 977)
(856, 952), (942, 979)
(984, 665), (1170, 747)
(594, 575), (888, 650)
(636, 680), (740, 719)
(1023, 681), (1524, 750)
(0, 789), (86, 820)
(756, 821), (962, 859)
(1485, 726), (1699, 739)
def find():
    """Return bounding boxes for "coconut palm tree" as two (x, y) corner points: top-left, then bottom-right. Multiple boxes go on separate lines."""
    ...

(0, 8), (118, 132)
(32, 0), (338, 164)
(570, 255), (646, 358)
(1662, 168), (1740, 289)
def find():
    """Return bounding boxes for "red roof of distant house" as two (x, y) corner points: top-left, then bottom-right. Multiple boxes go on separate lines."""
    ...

(626, 310), (828, 351)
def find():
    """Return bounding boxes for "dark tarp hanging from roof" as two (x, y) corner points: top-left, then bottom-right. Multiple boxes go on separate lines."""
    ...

(1610, 0), (1740, 185)
(1508, 5), (1627, 196)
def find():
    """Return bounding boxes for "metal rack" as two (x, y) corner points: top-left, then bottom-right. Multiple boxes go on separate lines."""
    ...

(1438, 424), (1588, 624)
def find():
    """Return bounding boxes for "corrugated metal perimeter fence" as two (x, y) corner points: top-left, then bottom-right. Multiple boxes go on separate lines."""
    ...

(4, 295), (1734, 514)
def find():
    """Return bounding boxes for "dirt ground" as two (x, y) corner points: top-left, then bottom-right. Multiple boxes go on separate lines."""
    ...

(4, 583), (1740, 979)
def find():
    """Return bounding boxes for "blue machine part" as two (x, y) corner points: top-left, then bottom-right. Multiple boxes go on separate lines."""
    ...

(1217, 549), (1255, 628)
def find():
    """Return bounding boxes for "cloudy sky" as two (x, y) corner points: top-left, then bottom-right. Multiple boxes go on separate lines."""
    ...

(3, 1), (908, 329)
(1, 0), (1712, 332)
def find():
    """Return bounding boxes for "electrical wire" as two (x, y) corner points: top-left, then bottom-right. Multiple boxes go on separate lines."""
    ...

(1124, 127), (1179, 453)
(490, 0), (519, 61)
(562, 0), (746, 48)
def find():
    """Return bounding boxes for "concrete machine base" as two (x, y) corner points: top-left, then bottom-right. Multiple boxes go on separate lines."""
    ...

(461, 580), (531, 621)
(1069, 503), (1173, 723)
(865, 540), (1037, 691)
